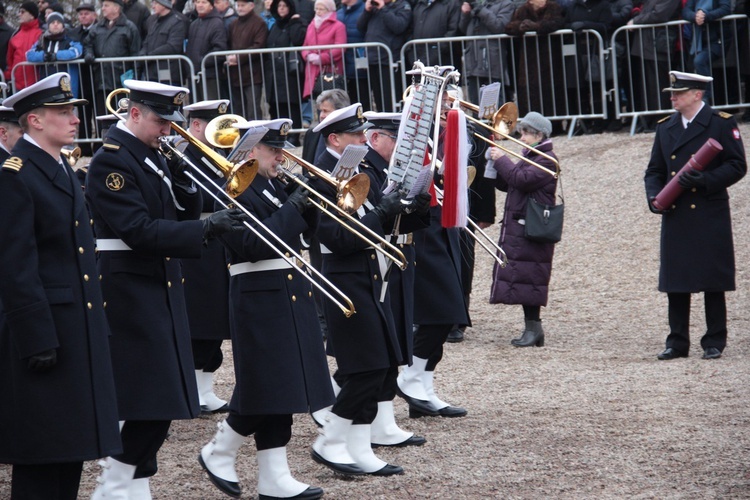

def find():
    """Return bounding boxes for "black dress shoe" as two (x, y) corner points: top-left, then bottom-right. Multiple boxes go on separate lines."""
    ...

(259, 486), (324, 500)
(657, 347), (688, 360)
(447, 326), (465, 343)
(371, 464), (404, 476)
(198, 453), (241, 498)
(201, 403), (229, 415)
(371, 434), (427, 448)
(310, 449), (366, 476)
(437, 405), (467, 417)
(702, 347), (722, 359)
(396, 387), (440, 418)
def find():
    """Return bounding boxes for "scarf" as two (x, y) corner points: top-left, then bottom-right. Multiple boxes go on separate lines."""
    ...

(313, 11), (332, 29)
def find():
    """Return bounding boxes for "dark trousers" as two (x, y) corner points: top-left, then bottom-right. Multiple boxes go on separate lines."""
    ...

(368, 63), (398, 113)
(191, 339), (223, 372)
(335, 365), (398, 402)
(331, 368), (389, 425)
(667, 292), (727, 354)
(413, 324), (452, 371)
(11, 462), (83, 500)
(115, 420), (171, 479)
(226, 413), (293, 450)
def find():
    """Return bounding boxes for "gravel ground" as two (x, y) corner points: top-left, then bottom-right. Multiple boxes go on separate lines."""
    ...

(2, 123), (750, 499)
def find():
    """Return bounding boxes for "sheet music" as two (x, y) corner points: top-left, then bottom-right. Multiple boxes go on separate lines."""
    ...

(331, 144), (368, 181)
(478, 82), (501, 120)
(227, 126), (268, 164)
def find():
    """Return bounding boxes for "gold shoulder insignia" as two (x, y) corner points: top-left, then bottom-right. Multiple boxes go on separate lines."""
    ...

(1, 156), (23, 172)
(102, 143), (120, 151)
(657, 116), (670, 124)
(719, 111), (732, 119)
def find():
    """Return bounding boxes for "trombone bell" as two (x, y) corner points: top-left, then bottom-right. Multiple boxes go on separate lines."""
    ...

(205, 114), (248, 149)
(61, 146), (82, 167)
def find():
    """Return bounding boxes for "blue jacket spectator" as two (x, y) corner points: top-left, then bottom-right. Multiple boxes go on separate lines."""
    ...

(26, 12), (83, 97)
(683, 0), (731, 102)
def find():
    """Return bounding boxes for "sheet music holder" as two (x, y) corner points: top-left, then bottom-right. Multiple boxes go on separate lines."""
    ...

(227, 125), (269, 164)
(330, 144), (369, 181)
(478, 82), (501, 121)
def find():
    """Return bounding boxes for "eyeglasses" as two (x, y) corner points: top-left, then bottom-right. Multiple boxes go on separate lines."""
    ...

(379, 133), (397, 140)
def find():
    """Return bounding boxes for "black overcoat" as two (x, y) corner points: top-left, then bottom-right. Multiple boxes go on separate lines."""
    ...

(218, 174), (334, 414)
(310, 150), (403, 374)
(180, 143), (231, 341)
(0, 139), (121, 464)
(85, 125), (204, 421)
(644, 105), (747, 293)
(412, 170), (470, 326)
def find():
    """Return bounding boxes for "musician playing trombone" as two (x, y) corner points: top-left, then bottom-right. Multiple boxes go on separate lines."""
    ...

(84, 80), (247, 498)
(309, 103), (409, 476)
(198, 118), (333, 500)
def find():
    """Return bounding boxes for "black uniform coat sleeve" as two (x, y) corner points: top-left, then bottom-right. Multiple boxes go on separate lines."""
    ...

(0, 139), (121, 464)
(644, 106), (746, 293)
(180, 142), (232, 341)
(218, 174), (334, 414)
(85, 125), (203, 421)
(309, 150), (402, 374)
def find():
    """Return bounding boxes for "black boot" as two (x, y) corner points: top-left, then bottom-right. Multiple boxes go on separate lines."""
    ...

(511, 320), (545, 347)
(447, 325), (465, 343)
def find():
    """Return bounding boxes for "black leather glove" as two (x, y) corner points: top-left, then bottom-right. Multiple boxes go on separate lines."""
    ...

(371, 191), (405, 223)
(202, 208), (247, 240)
(43, 52), (56, 62)
(677, 168), (706, 190)
(84, 53), (96, 65)
(412, 192), (432, 215)
(570, 21), (585, 31)
(27, 348), (57, 372)
(166, 151), (191, 187)
(287, 184), (313, 213)
(648, 196), (667, 214)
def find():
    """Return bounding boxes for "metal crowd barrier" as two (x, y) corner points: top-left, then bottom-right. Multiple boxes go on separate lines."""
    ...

(13, 55), (197, 149)
(200, 42), (397, 133)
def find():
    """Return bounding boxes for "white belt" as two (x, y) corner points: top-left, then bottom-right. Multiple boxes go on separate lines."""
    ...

(391, 233), (413, 245)
(320, 243), (332, 255)
(229, 258), (293, 276)
(96, 239), (132, 251)
(200, 212), (213, 220)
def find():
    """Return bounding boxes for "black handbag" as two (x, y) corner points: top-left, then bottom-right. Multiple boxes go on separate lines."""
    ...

(312, 69), (345, 98)
(524, 174), (564, 244)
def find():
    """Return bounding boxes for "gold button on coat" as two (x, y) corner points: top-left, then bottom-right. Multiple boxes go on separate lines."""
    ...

(287, 274), (293, 280)
(78, 247), (84, 254)
(84, 274), (89, 281)
(87, 302), (92, 309)
(292, 295), (297, 301)
(168, 281), (172, 287)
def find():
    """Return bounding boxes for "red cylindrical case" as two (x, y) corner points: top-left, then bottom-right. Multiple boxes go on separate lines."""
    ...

(652, 138), (723, 211)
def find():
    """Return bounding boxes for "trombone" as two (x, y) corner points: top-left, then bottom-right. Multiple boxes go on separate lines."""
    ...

(449, 98), (560, 178)
(61, 146), (82, 167)
(279, 150), (408, 271)
(105, 88), (258, 198)
(159, 138), (357, 318)
(204, 115), (372, 215)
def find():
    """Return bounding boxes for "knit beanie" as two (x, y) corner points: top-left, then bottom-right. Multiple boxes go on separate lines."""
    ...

(315, 0), (335, 13)
(518, 112), (553, 138)
(20, 1), (38, 19)
(46, 11), (64, 25)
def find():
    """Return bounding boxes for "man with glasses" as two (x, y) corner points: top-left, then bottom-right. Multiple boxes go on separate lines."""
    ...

(645, 71), (747, 361)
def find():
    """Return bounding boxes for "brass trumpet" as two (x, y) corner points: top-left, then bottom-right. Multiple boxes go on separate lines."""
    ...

(105, 88), (258, 198)
(279, 151), (408, 271)
(61, 146), (82, 167)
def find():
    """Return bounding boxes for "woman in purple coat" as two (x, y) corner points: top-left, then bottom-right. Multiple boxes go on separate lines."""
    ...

(484, 112), (559, 347)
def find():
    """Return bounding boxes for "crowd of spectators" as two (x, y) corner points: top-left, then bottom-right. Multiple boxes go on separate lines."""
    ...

(0, 0), (748, 137)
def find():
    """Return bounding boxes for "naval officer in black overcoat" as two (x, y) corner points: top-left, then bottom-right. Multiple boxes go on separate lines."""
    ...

(177, 99), (233, 415)
(645, 71), (747, 361)
(198, 119), (332, 500)
(85, 79), (246, 498)
(308, 104), (407, 477)
(0, 72), (121, 500)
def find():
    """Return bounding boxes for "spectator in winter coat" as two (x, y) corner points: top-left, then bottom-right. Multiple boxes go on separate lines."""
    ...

(357, 0), (412, 112)
(408, 0), (461, 68)
(683, 0), (731, 103)
(26, 12), (83, 98)
(459, 0), (515, 107)
(0, 3), (16, 76)
(70, 3), (98, 154)
(227, 0), (268, 118)
(337, 0), (369, 110)
(186, 0), (228, 101)
(124, 0), (150, 39)
(261, 0), (277, 30)
(5, 2), (42, 91)
(215, 0), (239, 30)
(139, 0), (187, 85)
(301, 0), (346, 100)
(83, 0), (141, 132)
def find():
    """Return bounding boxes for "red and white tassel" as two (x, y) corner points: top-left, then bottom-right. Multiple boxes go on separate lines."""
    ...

(440, 108), (468, 228)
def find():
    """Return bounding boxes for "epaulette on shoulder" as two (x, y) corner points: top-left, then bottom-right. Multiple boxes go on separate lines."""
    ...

(102, 142), (120, 151)
(657, 115), (671, 124)
(1, 156), (23, 173)
(718, 111), (733, 119)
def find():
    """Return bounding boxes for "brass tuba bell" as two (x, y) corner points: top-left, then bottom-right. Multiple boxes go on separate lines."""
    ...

(204, 114), (248, 149)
